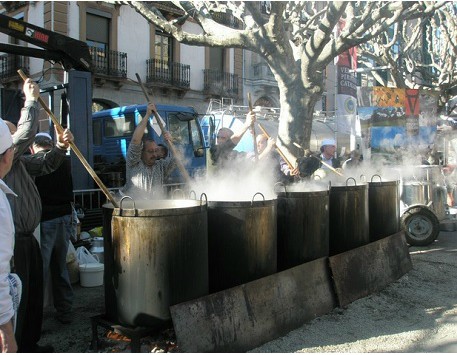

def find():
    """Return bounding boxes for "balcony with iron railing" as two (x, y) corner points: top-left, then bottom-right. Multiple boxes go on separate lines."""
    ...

(89, 46), (127, 79)
(203, 69), (239, 98)
(145, 58), (190, 91)
(0, 54), (29, 81)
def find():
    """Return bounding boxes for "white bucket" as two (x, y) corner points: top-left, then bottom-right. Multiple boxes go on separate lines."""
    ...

(79, 263), (104, 287)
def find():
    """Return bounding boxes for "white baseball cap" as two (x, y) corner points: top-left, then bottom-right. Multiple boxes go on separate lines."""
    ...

(35, 132), (52, 140)
(321, 138), (336, 147)
(34, 132), (54, 146)
(0, 118), (13, 155)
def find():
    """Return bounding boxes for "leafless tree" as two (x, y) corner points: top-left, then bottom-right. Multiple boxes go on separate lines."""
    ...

(115, 1), (446, 159)
(358, 2), (457, 113)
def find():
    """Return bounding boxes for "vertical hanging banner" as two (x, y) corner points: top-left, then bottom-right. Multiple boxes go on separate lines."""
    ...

(335, 19), (357, 136)
(405, 89), (420, 144)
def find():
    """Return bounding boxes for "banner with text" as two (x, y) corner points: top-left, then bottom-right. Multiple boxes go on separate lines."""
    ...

(335, 19), (357, 136)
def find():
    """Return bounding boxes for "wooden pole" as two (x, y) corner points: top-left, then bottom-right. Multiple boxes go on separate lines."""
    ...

(311, 155), (344, 177)
(135, 73), (191, 184)
(247, 93), (259, 161)
(17, 70), (119, 208)
(256, 122), (295, 171)
(293, 140), (343, 177)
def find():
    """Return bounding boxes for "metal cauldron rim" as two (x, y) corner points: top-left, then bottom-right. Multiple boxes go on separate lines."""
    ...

(207, 192), (276, 208)
(330, 177), (367, 191)
(402, 181), (433, 185)
(367, 175), (400, 187)
(367, 174), (400, 187)
(108, 197), (207, 217)
(276, 188), (329, 198)
(274, 181), (329, 197)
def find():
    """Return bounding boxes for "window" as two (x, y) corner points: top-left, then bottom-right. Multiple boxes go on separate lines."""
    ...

(104, 113), (135, 138)
(86, 13), (110, 73)
(86, 13), (109, 50)
(168, 112), (204, 153)
(155, 30), (172, 63)
(209, 47), (224, 71)
(168, 113), (191, 145)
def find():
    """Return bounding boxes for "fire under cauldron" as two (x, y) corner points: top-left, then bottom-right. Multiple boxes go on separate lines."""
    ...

(207, 193), (277, 293)
(276, 183), (329, 271)
(103, 196), (208, 327)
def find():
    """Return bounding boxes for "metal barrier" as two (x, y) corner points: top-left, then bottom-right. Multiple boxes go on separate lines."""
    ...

(73, 183), (188, 210)
(73, 188), (120, 211)
(73, 188), (120, 232)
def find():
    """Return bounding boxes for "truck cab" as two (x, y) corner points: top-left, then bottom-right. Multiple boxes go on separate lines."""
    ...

(92, 104), (206, 188)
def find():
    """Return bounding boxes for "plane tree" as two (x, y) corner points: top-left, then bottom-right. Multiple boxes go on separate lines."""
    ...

(118, 1), (446, 158)
(357, 2), (457, 113)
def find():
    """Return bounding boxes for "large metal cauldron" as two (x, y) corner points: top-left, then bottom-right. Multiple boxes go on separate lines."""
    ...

(110, 197), (208, 327)
(329, 178), (369, 256)
(207, 193), (277, 293)
(367, 175), (400, 242)
(400, 165), (447, 221)
(102, 203), (116, 322)
(401, 182), (429, 206)
(276, 184), (329, 271)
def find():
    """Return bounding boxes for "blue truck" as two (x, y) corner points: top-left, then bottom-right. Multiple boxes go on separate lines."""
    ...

(90, 103), (207, 188)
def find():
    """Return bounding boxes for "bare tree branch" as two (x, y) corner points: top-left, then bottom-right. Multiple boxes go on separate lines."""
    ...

(118, 1), (450, 151)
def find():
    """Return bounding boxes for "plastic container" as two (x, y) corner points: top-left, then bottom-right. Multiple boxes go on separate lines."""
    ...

(79, 263), (104, 287)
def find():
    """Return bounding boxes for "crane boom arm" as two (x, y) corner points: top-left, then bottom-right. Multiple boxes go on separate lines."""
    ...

(0, 13), (92, 72)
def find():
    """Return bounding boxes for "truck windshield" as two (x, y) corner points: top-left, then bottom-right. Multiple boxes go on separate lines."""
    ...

(168, 112), (204, 150)
(104, 113), (135, 137)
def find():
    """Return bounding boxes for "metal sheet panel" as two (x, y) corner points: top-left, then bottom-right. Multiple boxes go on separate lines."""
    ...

(329, 231), (412, 307)
(170, 257), (336, 353)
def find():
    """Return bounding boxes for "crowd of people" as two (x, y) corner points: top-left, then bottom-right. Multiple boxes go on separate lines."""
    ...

(0, 78), (360, 353)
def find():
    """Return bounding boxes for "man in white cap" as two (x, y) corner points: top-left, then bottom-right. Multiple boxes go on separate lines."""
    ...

(319, 138), (341, 171)
(0, 118), (21, 353)
(297, 137), (341, 178)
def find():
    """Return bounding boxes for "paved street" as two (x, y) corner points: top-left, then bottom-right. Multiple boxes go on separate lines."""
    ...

(251, 228), (457, 353)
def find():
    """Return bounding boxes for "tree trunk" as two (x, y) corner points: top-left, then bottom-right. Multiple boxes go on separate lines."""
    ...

(274, 74), (322, 164)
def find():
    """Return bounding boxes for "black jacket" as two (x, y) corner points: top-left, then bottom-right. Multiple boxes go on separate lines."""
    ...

(34, 151), (73, 221)
(297, 154), (341, 178)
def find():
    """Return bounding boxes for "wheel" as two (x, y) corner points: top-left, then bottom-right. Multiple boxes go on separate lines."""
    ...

(401, 204), (440, 246)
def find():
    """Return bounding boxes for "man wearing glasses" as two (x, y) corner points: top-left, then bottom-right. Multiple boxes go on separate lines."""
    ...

(209, 112), (256, 171)
(122, 102), (176, 199)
